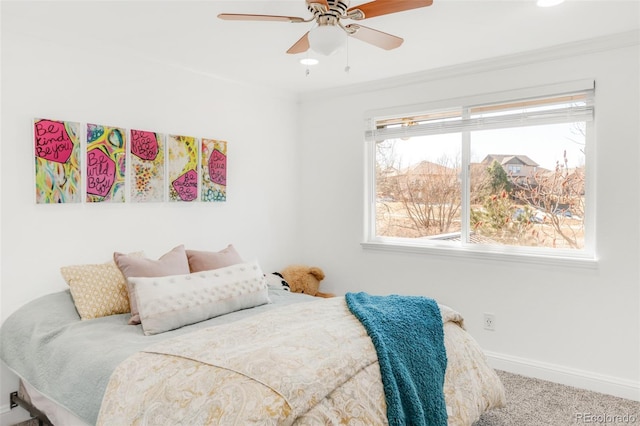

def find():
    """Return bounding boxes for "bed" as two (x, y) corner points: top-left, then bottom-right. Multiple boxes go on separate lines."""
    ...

(0, 252), (505, 426)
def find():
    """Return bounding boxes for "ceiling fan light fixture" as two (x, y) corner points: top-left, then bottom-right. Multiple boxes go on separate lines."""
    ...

(308, 24), (347, 56)
(536, 0), (565, 7)
(300, 58), (319, 66)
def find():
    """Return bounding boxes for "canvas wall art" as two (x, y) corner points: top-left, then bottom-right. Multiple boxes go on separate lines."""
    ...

(86, 123), (127, 203)
(201, 138), (227, 202)
(34, 118), (82, 204)
(130, 129), (165, 202)
(167, 134), (198, 202)
(33, 118), (226, 205)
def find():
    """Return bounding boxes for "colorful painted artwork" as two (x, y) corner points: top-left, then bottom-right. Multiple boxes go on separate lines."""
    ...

(34, 118), (81, 203)
(167, 134), (198, 202)
(201, 138), (227, 202)
(86, 123), (126, 203)
(130, 129), (165, 202)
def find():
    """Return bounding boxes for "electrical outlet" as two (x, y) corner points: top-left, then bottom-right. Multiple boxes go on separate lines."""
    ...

(483, 313), (496, 331)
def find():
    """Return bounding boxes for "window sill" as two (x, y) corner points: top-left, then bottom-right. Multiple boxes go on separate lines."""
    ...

(361, 240), (598, 270)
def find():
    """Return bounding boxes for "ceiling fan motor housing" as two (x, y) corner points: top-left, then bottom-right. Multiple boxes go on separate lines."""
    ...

(308, 0), (349, 18)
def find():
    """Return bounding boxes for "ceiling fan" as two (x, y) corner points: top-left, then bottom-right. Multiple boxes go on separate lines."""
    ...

(218, 0), (433, 56)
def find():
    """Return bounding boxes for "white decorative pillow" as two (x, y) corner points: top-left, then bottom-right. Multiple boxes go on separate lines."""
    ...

(129, 261), (271, 335)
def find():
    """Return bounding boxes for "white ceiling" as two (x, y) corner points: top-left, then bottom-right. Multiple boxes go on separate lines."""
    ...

(4, 1), (640, 95)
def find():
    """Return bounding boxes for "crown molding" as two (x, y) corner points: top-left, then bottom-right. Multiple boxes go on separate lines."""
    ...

(298, 30), (640, 103)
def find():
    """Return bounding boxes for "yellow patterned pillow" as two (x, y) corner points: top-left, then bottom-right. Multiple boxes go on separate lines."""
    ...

(61, 261), (133, 320)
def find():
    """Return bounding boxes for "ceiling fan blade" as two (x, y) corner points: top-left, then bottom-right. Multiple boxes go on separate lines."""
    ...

(286, 32), (310, 54)
(347, 0), (433, 19)
(218, 13), (306, 23)
(346, 24), (403, 50)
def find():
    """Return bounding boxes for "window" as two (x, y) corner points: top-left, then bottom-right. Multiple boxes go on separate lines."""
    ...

(507, 164), (521, 174)
(364, 81), (595, 265)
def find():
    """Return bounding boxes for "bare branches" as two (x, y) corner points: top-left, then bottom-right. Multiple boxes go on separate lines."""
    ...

(511, 151), (585, 249)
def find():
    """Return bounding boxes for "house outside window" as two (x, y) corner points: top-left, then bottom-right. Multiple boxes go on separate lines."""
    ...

(363, 81), (595, 265)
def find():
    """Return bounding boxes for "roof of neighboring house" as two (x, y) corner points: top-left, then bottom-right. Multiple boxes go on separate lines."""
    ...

(400, 160), (455, 176)
(481, 154), (539, 167)
(379, 166), (400, 177)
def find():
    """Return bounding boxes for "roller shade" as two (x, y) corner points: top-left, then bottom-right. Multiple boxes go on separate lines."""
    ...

(365, 86), (594, 142)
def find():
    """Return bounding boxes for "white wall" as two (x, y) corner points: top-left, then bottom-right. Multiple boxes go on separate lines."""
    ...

(0, 12), (304, 317)
(0, 7), (301, 422)
(296, 34), (640, 400)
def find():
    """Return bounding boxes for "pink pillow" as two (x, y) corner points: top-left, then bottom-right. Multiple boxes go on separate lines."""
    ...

(114, 245), (190, 325)
(186, 244), (243, 273)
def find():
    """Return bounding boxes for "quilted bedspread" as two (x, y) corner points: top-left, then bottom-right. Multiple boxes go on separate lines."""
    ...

(97, 297), (505, 425)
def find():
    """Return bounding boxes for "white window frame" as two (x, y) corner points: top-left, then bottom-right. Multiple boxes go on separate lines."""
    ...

(362, 80), (597, 268)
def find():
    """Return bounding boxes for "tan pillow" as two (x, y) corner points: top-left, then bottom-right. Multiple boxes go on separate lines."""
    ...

(61, 262), (131, 320)
(114, 245), (190, 325)
(186, 244), (243, 273)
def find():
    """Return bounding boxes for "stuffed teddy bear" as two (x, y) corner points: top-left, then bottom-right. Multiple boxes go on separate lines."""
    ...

(280, 265), (334, 298)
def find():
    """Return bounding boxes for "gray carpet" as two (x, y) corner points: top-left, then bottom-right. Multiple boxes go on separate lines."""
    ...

(474, 370), (639, 426)
(12, 420), (39, 426)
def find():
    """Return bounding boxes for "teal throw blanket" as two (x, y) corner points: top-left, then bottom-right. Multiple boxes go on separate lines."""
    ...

(346, 292), (448, 426)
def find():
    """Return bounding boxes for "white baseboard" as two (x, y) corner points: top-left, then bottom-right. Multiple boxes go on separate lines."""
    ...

(0, 402), (30, 426)
(485, 351), (640, 402)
